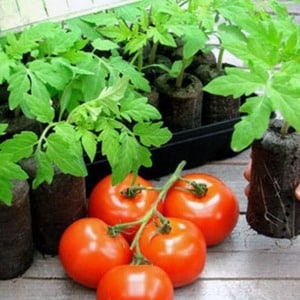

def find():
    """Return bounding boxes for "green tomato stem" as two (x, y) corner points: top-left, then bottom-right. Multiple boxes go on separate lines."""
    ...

(110, 160), (186, 261)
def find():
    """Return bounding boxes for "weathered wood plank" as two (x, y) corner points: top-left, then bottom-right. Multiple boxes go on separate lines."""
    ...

(1, 277), (300, 300)
(175, 279), (300, 300)
(19, 216), (300, 280)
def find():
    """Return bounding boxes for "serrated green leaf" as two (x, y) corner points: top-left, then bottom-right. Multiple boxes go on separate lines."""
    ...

(133, 122), (172, 147)
(0, 177), (13, 206)
(109, 57), (150, 92)
(80, 129), (98, 162)
(29, 72), (51, 102)
(98, 121), (121, 161)
(0, 51), (12, 83)
(80, 58), (108, 101)
(120, 96), (161, 122)
(110, 135), (152, 185)
(203, 72), (262, 98)
(125, 33), (148, 54)
(24, 94), (55, 123)
(28, 59), (71, 90)
(8, 65), (30, 110)
(0, 157), (28, 180)
(268, 87), (300, 132)
(0, 131), (37, 162)
(231, 96), (272, 151)
(148, 27), (176, 47)
(46, 132), (87, 177)
(231, 117), (258, 152)
(92, 38), (119, 51)
(32, 150), (54, 189)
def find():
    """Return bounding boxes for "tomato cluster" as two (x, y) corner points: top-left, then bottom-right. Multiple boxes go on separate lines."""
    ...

(58, 169), (239, 299)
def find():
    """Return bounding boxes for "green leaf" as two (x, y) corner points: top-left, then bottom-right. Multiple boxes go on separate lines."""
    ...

(80, 129), (98, 162)
(79, 58), (108, 101)
(134, 122), (172, 147)
(29, 72), (51, 103)
(0, 51), (12, 83)
(28, 59), (71, 90)
(0, 155), (28, 205)
(0, 131), (37, 162)
(24, 94), (55, 123)
(8, 65), (30, 110)
(120, 96), (161, 122)
(231, 96), (272, 151)
(92, 38), (119, 51)
(32, 150), (54, 189)
(109, 57), (150, 92)
(182, 27), (208, 59)
(46, 124), (87, 177)
(203, 71), (263, 98)
(0, 123), (8, 136)
(98, 120), (122, 162)
(110, 135), (152, 185)
(268, 87), (300, 132)
(0, 178), (13, 206)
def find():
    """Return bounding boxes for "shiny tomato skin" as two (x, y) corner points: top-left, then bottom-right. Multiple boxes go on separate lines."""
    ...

(139, 217), (206, 288)
(96, 264), (174, 300)
(163, 173), (239, 246)
(58, 218), (132, 289)
(88, 173), (161, 242)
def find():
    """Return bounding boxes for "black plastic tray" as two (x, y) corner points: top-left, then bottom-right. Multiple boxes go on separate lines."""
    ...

(86, 117), (240, 194)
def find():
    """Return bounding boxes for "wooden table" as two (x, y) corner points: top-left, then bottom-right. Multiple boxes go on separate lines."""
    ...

(1, 148), (300, 299)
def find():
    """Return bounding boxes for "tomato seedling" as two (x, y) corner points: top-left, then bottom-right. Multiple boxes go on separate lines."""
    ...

(58, 217), (132, 288)
(163, 173), (239, 246)
(96, 264), (174, 300)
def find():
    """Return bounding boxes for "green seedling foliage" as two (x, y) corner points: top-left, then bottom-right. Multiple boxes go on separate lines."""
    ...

(0, 16), (172, 205)
(204, 0), (300, 152)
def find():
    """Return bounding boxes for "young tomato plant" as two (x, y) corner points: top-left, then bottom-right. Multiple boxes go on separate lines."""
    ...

(163, 173), (239, 246)
(96, 264), (174, 300)
(138, 216), (207, 287)
(0, 20), (172, 205)
(88, 173), (162, 242)
(204, 0), (300, 151)
(58, 218), (132, 289)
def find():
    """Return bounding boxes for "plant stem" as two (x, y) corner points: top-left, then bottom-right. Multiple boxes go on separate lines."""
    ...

(176, 63), (185, 89)
(110, 161), (186, 260)
(148, 41), (158, 65)
(130, 161), (186, 251)
(216, 47), (225, 72)
(280, 121), (290, 136)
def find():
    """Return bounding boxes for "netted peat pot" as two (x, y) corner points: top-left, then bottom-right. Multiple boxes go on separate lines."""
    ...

(246, 123), (300, 238)
(22, 159), (87, 254)
(0, 180), (34, 279)
(195, 63), (240, 125)
(155, 73), (203, 131)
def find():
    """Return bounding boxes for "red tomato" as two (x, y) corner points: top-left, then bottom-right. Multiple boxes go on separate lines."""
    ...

(163, 173), (239, 246)
(96, 264), (174, 300)
(138, 217), (206, 288)
(88, 173), (161, 242)
(58, 218), (132, 289)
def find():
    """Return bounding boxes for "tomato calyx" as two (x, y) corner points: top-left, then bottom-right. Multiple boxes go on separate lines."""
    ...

(179, 178), (208, 197)
(120, 185), (143, 198)
(120, 185), (160, 199)
(154, 212), (172, 234)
